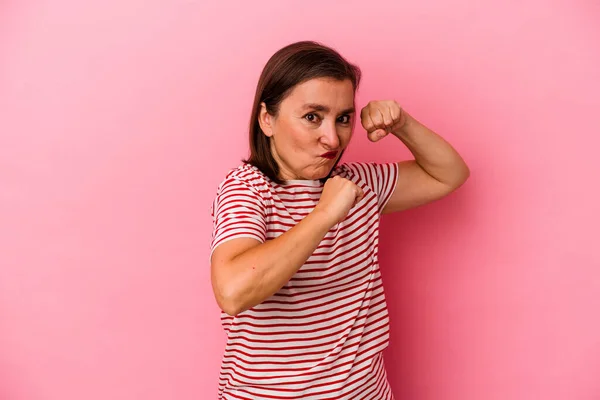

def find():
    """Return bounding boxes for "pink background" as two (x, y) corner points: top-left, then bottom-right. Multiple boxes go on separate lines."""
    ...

(1, 1), (599, 399)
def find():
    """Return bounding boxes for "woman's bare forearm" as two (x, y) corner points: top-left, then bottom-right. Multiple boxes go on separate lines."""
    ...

(211, 209), (334, 316)
(393, 113), (470, 189)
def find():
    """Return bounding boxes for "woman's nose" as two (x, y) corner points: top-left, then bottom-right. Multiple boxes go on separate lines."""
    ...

(319, 121), (340, 149)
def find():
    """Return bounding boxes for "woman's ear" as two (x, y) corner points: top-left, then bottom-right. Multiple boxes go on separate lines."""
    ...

(258, 102), (274, 137)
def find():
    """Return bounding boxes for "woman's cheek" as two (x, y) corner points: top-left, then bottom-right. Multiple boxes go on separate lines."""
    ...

(341, 130), (353, 148)
(291, 130), (311, 151)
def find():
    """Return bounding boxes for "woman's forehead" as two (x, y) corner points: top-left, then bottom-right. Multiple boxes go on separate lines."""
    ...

(283, 78), (355, 111)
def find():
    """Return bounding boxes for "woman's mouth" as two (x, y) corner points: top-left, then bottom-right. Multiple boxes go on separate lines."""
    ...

(321, 151), (339, 160)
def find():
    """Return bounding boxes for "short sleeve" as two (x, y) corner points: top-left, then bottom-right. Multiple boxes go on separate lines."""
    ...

(210, 176), (267, 259)
(341, 162), (399, 213)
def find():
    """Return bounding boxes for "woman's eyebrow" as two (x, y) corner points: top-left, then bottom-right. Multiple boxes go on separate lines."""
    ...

(302, 103), (355, 114)
(302, 103), (329, 112)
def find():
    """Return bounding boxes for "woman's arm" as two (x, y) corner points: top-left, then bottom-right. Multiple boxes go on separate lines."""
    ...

(211, 209), (332, 316)
(211, 176), (363, 316)
(361, 101), (470, 213)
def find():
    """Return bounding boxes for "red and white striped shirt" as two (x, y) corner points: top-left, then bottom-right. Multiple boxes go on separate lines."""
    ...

(210, 161), (399, 399)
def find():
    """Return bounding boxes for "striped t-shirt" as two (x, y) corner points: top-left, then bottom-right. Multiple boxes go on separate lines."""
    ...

(210, 161), (399, 399)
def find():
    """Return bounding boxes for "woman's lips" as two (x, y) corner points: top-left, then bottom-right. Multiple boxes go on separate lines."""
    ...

(321, 151), (338, 159)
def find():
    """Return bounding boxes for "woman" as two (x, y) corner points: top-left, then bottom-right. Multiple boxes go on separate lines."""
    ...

(210, 41), (469, 399)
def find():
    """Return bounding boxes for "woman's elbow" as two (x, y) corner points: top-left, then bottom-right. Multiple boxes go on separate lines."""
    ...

(216, 295), (245, 317)
(458, 163), (470, 186)
(449, 161), (470, 190)
(212, 280), (247, 317)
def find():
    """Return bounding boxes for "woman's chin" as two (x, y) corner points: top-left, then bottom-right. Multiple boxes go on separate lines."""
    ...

(293, 163), (336, 181)
(310, 165), (334, 180)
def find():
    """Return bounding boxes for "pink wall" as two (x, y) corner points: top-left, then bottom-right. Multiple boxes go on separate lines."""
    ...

(1, 1), (599, 399)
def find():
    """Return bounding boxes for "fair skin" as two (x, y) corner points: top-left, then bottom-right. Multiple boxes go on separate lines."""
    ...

(263, 77), (356, 181)
(211, 77), (470, 316)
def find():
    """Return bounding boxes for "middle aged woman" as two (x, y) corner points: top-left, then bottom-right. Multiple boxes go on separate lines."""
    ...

(210, 40), (470, 399)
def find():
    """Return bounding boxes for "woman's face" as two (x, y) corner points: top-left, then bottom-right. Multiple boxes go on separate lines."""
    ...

(259, 77), (356, 181)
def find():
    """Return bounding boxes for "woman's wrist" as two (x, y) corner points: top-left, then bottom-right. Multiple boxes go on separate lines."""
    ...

(392, 112), (419, 140)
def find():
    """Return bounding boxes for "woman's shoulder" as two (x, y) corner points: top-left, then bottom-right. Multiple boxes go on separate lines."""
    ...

(334, 161), (377, 181)
(215, 163), (270, 196)
(335, 161), (399, 195)
(336, 160), (398, 176)
(336, 161), (369, 173)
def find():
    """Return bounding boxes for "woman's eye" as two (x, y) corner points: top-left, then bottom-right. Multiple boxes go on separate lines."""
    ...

(305, 113), (319, 123)
(338, 115), (351, 124)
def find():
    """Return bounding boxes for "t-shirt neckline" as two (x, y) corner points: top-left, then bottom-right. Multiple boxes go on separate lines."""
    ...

(281, 179), (323, 187)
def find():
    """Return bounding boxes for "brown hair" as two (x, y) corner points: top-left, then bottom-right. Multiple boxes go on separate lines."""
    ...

(244, 41), (361, 184)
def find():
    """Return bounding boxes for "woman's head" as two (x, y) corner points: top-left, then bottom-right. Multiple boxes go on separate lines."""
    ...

(246, 41), (361, 183)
